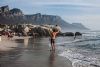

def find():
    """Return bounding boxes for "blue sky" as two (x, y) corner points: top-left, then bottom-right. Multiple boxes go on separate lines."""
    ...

(0, 0), (100, 30)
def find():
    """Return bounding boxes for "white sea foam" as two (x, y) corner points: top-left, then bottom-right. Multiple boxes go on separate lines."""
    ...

(54, 31), (100, 67)
(59, 49), (100, 67)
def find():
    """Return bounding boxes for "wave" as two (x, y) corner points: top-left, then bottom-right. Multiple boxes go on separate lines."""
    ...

(55, 38), (100, 46)
(48, 33), (100, 67)
(58, 49), (100, 67)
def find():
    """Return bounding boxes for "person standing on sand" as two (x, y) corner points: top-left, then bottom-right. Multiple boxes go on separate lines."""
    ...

(0, 34), (1, 41)
(49, 25), (59, 51)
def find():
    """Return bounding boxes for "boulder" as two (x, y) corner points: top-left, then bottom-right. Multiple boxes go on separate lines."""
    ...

(30, 26), (50, 37)
(62, 32), (74, 36)
(52, 25), (61, 32)
(75, 32), (82, 36)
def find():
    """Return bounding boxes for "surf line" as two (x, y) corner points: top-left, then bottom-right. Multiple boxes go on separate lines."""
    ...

(51, 39), (86, 46)
(49, 38), (100, 47)
(56, 39), (82, 45)
(48, 40), (78, 47)
(57, 38), (100, 45)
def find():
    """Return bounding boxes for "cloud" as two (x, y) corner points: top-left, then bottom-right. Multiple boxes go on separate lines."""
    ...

(0, 0), (100, 6)
(1, 0), (100, 8)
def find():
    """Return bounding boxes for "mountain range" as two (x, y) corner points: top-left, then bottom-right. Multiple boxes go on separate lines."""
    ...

(0, 5), (89, 30)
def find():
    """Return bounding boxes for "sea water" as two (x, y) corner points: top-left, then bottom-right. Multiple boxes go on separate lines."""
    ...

(56, 31), (100, 67)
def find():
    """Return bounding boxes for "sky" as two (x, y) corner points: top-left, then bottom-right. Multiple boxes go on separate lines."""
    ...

(0, 0), (100, 30)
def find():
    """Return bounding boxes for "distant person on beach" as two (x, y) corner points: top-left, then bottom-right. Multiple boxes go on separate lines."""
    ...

(7, 31), (14, 40)
(0, 34), (1, 41)
(49, 25), (59, 51)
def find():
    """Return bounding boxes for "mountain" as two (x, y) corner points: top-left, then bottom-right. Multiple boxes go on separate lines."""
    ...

(71, 23), (89, 30)
(24, 13), (71, 27)
(0, 5), (89, 30)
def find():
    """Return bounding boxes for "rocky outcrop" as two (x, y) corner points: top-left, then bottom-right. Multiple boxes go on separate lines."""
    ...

(0, 5), (9, 15)
(12, 24), (61, 37)
(58, 32), (82, 36)
(74, 32), (82, 36)
(0, 24), (82, 37)
(30, 27), (50, 36)
(10, 8), (23, 16)
(61, 32), (74, 36)
(0, 5), (24, 24)
(0, 5), (23, 16)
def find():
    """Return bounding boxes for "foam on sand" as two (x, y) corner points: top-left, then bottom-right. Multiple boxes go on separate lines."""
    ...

(59, 49), (100, 67)
(0, 37), (18, 51)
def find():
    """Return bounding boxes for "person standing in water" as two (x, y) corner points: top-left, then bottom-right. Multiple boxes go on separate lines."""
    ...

(49, 25), (59, 51)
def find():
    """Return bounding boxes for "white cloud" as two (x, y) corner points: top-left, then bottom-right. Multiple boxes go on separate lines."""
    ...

(1, 0), (100, 8)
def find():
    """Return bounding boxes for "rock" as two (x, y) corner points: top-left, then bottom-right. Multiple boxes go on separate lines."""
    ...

(75, 32), (82, 36)
(0, 5), (9, 13)
(52, 25), (61, 32)
(62, 32), (74, 36)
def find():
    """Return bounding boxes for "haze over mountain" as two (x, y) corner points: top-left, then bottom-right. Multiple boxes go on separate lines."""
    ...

(0, 5), (89, 30)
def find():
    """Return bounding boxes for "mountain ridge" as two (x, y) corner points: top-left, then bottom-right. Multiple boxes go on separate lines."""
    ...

(0, 5), (89, 30)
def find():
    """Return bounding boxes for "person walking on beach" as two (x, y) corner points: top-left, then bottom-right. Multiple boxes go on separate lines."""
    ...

(0, 34), (1, 41)
(49, 25), (59, 51)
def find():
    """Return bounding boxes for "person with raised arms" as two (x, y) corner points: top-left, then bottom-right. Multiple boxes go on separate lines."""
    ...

(48, 25), (60, 51)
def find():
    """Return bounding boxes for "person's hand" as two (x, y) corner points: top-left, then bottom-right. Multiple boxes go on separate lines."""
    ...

(49, 28), (53, 32)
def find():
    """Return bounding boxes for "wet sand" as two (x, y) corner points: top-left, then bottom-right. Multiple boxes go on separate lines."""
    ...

(0, 36), (18, 51)
(0, 36), (72, 67)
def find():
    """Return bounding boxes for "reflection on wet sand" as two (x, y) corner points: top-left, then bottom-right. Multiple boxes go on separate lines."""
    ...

(0, 37), (72, 67)
(49, 51), (55, 67)
(24, 37), (29, 48)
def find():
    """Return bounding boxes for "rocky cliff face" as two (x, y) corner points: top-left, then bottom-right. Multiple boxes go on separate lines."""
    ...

(0, 5), (23, 16)
(24, 13), (70, 27)
(0, 5), (89, 30)
(0, 5), (24, 24)
(10, 8), (23, 16)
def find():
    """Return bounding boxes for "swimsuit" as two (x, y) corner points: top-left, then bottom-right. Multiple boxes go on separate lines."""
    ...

(51, 39), (55, 44)
(50, 32), (58, 43)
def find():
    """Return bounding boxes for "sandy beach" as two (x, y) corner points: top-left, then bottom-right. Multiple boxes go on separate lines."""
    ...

(0, 36), (18, 51)
(0, 36), (72, 67)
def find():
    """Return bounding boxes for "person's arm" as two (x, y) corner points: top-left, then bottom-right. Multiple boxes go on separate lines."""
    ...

(48, 28), (53, 36)
(56, 30), (59, 34)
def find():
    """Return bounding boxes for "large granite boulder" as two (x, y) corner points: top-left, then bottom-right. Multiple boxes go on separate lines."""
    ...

(30, 26), (50, 36)
(75, 32), (82, 36)
(29, 25), (61, 37)
(64, 32), (74, 36)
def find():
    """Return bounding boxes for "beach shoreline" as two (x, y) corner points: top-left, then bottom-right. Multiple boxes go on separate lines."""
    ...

(0, 36), (73, 67)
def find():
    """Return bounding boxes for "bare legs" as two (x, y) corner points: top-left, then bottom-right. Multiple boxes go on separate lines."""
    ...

(50, 39), (55, 51)
(51, 42), (55, 51)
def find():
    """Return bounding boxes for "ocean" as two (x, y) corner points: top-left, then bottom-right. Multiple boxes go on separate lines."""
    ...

(56, 31), (100, 67)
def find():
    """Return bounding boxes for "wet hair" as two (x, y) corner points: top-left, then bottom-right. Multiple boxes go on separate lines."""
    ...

(55, 25), (58, 26)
